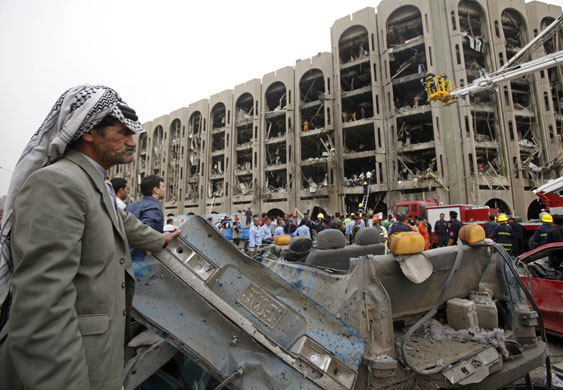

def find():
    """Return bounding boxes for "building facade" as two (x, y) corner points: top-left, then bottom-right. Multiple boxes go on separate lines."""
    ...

(112, 0), (563, 219)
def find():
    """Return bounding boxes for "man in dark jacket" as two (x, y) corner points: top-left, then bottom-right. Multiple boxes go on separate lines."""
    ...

(532, 213), (554, 248)
(125, 175), (166, 259)
(448, 211), (464, 246)
(508, 217), (524, 256)
(483, 215), (497, 239)
(434, 213), (449, 247)
(493, 214), (513, 255)
(389, 214), (413, 235)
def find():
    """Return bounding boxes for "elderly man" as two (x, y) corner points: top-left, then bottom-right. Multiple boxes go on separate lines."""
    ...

(0, 85), (179, 390)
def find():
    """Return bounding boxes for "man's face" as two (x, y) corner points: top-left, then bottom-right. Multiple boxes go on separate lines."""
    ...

(154, 181), (165, 200)
(89, 123), (136, 169)
(265, 219), (271, 226)
(117, 184), (129, 200)
(355, 219), (361, 225)
(253, 217), (260, 225)
(440, 214), (444, 221)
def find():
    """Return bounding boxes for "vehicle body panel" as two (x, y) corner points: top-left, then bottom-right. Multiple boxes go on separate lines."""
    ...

(132, 216), (364, 389)
(130, 217), (547, 389)
(517, 243), (563, 336)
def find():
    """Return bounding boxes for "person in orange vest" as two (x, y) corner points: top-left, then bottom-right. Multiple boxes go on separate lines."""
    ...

(418, 218), (430, 250)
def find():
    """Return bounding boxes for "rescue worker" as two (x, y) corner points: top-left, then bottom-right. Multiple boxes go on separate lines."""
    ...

(357, 203), (364, 217)
(424, 70), (436, 94)
(373, 216), (388, 242)
(418, 218), (430, 250)
(363, 180), (368, 196)
(532, 213), (554, 248)
(447, 211), (463, 246)
(493, 214), (513, 255)
(438, 72), (448, 92)
(314, 212), (325, 233)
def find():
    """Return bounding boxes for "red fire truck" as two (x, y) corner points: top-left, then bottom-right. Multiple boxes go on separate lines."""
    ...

(394, 200), (498, 224)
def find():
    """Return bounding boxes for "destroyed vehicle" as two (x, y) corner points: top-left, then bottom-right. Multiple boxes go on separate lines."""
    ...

(517, 242), (563, 336)
(127, 217), (547, 390)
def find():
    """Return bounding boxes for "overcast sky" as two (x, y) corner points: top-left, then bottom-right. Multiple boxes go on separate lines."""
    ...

(0, 0), (562, 197)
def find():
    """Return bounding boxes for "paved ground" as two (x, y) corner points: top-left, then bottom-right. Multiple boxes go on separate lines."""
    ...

(508, 334), (563, 388)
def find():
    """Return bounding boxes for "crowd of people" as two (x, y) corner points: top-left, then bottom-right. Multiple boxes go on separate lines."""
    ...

(214, 207), (563, 264)
(213, 208), (471, 252)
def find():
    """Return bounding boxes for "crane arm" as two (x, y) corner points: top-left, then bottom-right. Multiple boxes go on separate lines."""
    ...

(450, 49), (563, 98)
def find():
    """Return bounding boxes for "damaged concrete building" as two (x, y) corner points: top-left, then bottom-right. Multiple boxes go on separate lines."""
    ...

(113, 0), (563, 220)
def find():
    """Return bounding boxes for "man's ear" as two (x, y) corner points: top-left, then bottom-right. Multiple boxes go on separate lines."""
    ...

(82, 132), (95, 143)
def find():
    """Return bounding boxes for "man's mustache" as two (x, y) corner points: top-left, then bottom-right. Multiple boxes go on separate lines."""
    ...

(125, 146), (136, 153)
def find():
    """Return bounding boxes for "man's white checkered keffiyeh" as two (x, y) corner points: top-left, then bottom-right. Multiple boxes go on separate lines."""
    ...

(0, 85), (145, 312)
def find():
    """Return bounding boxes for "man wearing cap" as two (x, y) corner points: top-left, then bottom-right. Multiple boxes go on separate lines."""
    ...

(493, 214), (513, 255)
(373, 216), (388, 241)
(447, 210), (464, 246)
(0, 85), (180, 390)
(532, 213), (554, 248)
(313, 213), (324, 233)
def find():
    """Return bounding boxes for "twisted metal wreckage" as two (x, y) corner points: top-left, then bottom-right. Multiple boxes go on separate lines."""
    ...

(124, 216), (551, 390)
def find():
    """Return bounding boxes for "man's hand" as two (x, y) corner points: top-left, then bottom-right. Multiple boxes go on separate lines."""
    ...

(163, 230), (181, 248)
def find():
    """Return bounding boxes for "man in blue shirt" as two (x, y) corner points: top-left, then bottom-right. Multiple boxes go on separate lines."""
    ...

(125, 175), (166, 259)
(274, 219), (286, 237)
(388, 214), (413, 235)
(248, 216), (263, 249)
(294, 220), (311, 238)
(260, 218), (274, 244)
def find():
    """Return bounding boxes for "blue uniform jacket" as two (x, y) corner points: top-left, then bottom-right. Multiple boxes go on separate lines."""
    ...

(125, 196), (164, 259)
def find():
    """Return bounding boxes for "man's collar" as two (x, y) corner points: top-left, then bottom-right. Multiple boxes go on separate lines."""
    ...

(142, 195), (162, 204)
(79, 152), (107, 179)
